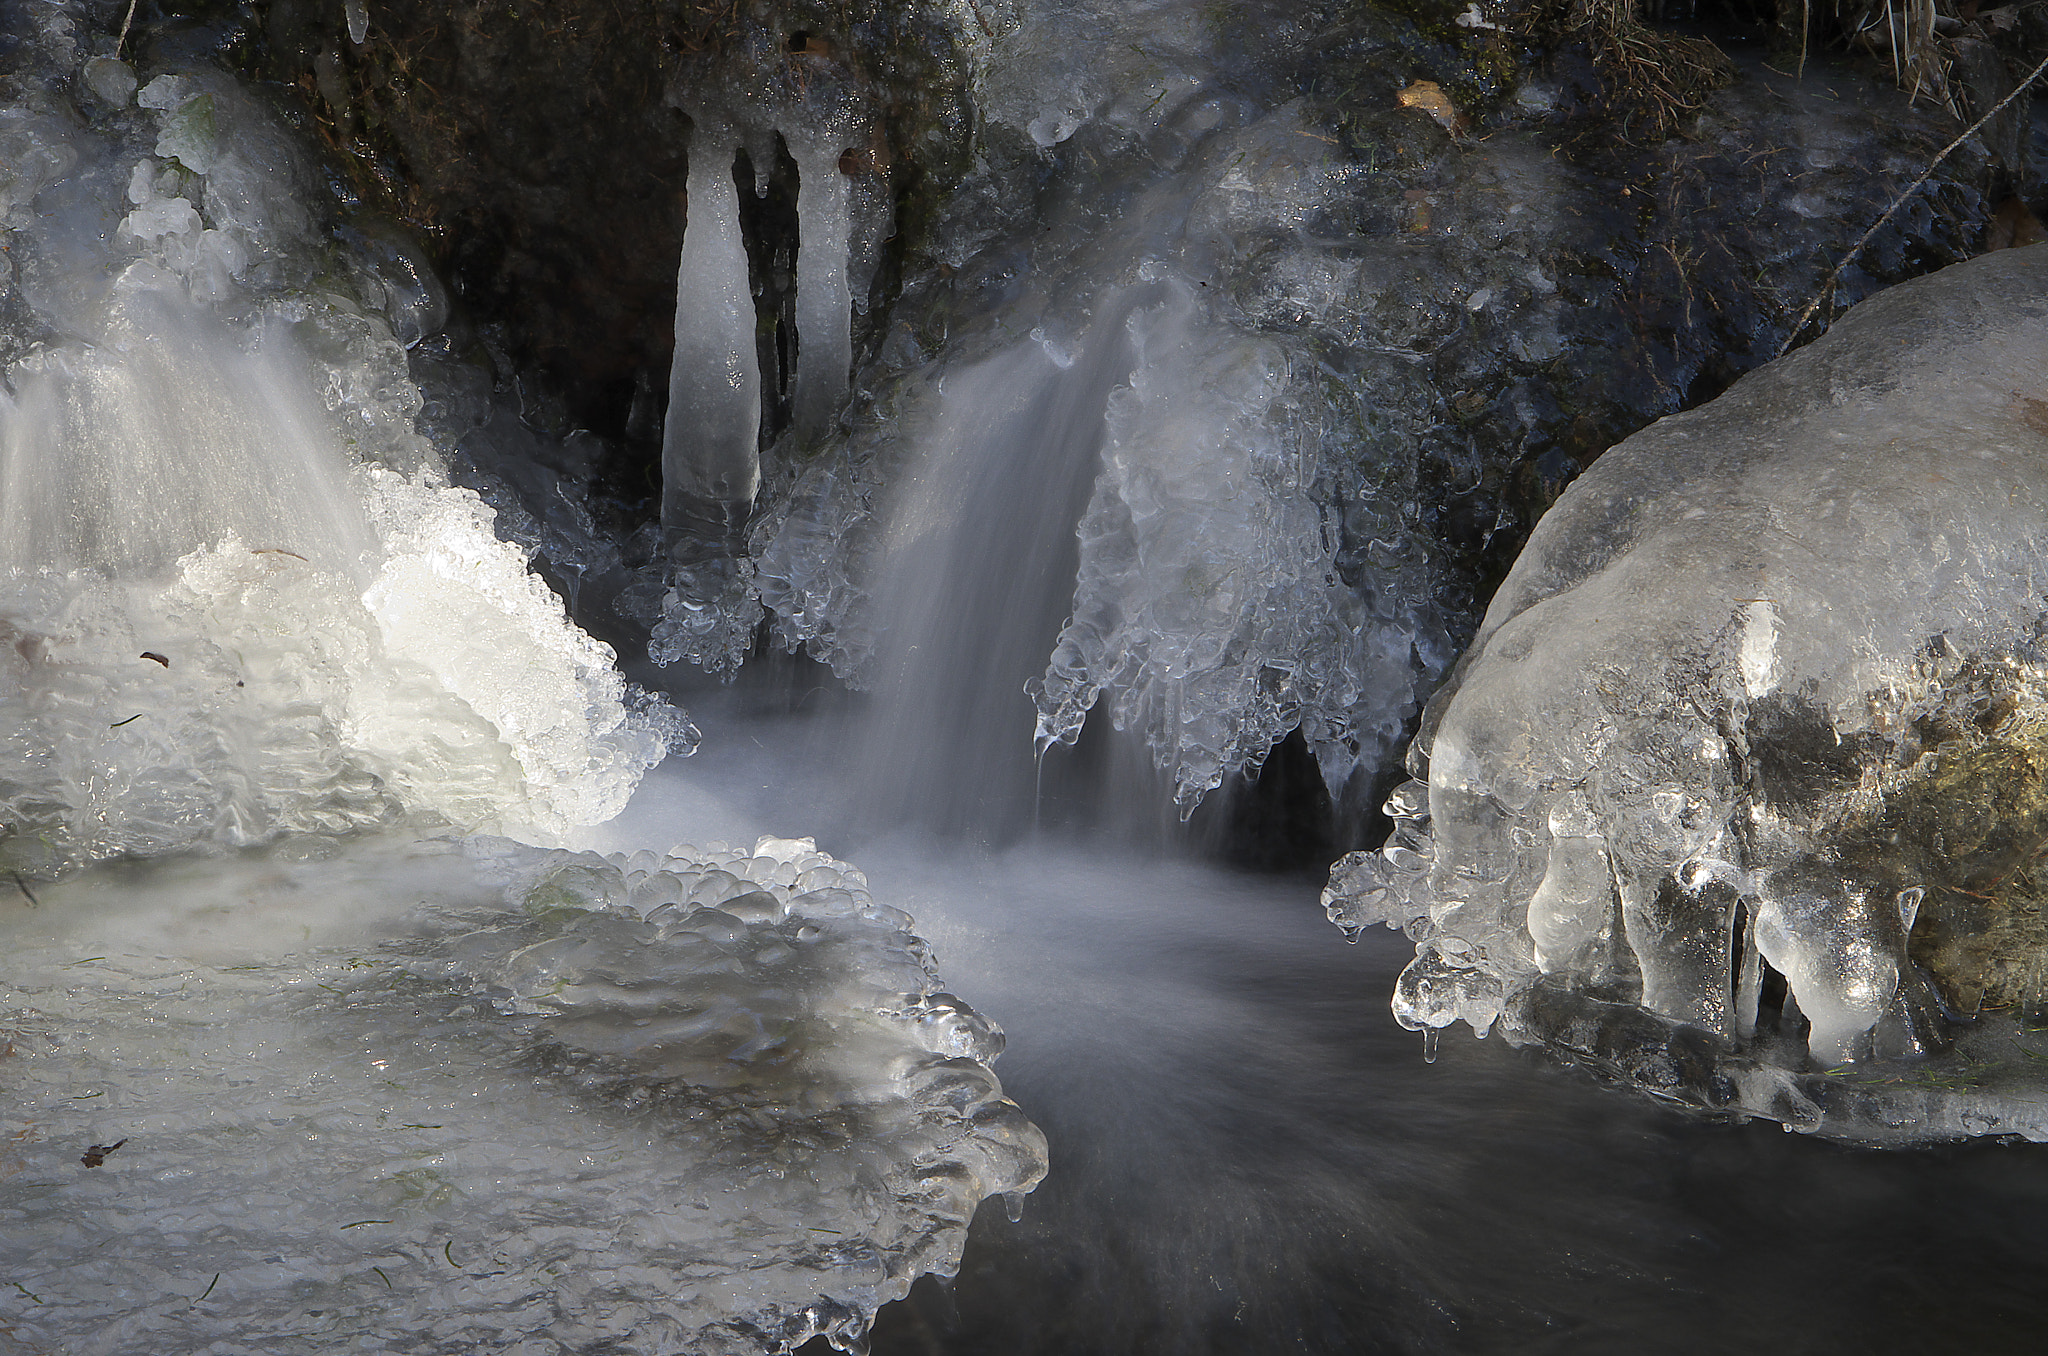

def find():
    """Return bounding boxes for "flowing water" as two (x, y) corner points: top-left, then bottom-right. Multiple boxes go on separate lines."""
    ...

(4, 0), (2047, 1352)
(603, 680), (2048, 1356)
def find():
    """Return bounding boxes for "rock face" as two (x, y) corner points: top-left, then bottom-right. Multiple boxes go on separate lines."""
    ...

(233, 0), (2009, 845)
(254, 0), (986, 439)
(1326, 245), (2048, 1141)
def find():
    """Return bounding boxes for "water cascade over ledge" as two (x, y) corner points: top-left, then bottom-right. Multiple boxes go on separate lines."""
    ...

(0, 14), (1041, 1352)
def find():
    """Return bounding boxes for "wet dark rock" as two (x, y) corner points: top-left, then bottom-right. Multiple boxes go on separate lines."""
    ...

(241, 0), (983, 453)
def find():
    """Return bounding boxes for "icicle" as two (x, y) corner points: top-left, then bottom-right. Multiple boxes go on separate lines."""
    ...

(788, 134), (853, 443)
(662, 125), (761, 545)
(1734, 899), (1762, 1041)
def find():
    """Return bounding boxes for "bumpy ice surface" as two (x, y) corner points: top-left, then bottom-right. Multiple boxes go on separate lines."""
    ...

(1327, 246), (2048, 1136)
(0, 833), (1045, 1354)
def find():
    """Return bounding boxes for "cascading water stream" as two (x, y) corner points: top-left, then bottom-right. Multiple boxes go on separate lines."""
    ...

(0, 283), (372, 579)
(843, 284), (1176, 840)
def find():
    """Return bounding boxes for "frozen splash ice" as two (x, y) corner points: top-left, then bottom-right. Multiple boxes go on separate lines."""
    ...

(748, 28), (1453, 829)
(1029, 285), (1411, 816)
(1326, 247), (2048, 1137)
(0, 19), (685, 872)
(0, 832), (1045, 1354)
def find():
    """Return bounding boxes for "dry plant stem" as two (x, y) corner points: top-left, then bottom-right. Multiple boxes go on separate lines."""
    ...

(115, 0), (137, 56)
(1776, 48), (2048, 358)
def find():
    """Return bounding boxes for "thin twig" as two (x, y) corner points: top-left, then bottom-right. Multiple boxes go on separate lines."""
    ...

(1777, 49), (2048, 358)
(115, 0), (138, 58)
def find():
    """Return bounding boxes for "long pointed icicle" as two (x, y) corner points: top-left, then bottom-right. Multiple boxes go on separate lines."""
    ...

(789, 135), (853, 444)
(662, 129), (761, 542)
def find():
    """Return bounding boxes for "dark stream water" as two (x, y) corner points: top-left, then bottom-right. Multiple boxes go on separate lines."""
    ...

(602, 683), (2048, 1356)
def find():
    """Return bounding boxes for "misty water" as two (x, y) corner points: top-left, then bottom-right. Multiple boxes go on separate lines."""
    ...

(5, 0), (2048, 1352)
(607, 674), (2048, 1356)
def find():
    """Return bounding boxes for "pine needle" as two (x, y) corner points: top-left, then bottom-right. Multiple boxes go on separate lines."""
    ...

(1777, 49), (2048, 359)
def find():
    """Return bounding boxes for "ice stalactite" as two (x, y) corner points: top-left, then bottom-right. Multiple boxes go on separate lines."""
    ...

(651, 50), (884, 677)
(660, 120), (762, 547)
(790, 135), (854, 444)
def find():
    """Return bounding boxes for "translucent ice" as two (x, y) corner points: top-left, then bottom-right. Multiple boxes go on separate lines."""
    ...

(1328, 247), (2048, 1084)
(662, 121), (763, 535)
(790, 132), (854, 444)
(1030, 285), (1410, 814)
(0, 833), (1044, 1355)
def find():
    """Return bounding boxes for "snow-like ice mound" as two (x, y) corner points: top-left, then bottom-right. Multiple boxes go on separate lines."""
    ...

(0, 28), (688, 871)
(0, 832), (1045, 1354)
(1327, 246), (2048, 1141)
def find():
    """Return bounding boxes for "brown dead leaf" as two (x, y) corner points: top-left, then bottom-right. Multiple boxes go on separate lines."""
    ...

(1396, 80), (1464, 136)
(80, 1138), (127, 1168)
(1986, 197), (2046, 252)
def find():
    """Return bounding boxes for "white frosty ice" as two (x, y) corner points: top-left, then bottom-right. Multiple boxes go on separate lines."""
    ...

(1328, 246), (2048, 1086)
(0, 33), (684, 870)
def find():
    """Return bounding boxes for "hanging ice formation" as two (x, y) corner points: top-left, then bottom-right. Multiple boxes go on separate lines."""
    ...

(660, 110), (763, 541)
(748, 20), (1458, 827)
(651, 44), (886, 676)
(1325, 247), (2048, 1139)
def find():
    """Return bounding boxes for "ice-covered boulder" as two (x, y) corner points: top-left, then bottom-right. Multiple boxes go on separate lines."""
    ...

(1328, 245), (2048, 1140)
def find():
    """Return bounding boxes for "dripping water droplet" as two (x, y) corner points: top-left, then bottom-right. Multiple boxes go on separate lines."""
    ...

(1421, 1027), (1440, 1063)
(1003, 1190), (1025, 1223)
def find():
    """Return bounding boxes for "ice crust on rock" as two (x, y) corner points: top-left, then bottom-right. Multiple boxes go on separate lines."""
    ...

(0, 23), (686, 871)
(0, 833), (1045, 1355)
(1327, 247), (2048, 1137)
